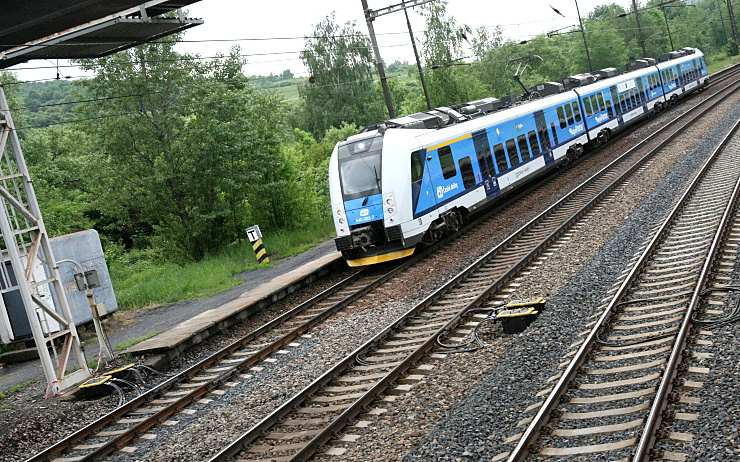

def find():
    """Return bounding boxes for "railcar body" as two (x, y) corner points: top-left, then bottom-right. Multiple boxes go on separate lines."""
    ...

(330, 48), (708, 267)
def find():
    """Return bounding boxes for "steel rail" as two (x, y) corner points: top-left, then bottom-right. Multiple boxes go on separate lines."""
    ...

(507, 118), (740, 461)
(25, 265), (404, 462)
(209, 79), (740, 462)
(27, 65), (739, 462)
(632, 119), (740, 460)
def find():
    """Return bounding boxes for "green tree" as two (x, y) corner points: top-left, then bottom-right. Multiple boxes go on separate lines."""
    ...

(299, 14), (384, 136)
(421, 1), (486, 106)
(77, 43), (291, 259)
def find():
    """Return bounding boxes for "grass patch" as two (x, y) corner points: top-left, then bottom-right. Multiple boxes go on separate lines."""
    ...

(707, 51), (740, 74)
(115, 331), (159, 351)
(0, 381), (31, 400)
(110, 221), (334, 310)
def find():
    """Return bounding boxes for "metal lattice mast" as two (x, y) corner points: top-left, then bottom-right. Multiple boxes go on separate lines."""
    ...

(0, 85), (89, 397)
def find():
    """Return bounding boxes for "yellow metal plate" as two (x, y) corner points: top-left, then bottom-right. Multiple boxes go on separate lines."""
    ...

(106, 363), (135, 375)
(497, 307), (539, 318)
(79, 375), (111, 388)
(346, 247), (415, 267)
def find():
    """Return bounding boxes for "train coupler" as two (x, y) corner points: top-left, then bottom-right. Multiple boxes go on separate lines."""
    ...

(495, 298), (546, 334)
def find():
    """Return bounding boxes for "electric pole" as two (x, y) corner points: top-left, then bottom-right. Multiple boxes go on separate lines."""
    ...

(574, 0), (593, 72)
(662, 6), (674, 50)
(717, 0), (729, 44)
(361, 0), (396, 118)
(632, 0), (648, 55)
(403, 1), (432, 109)
(728, 0), (739, 54)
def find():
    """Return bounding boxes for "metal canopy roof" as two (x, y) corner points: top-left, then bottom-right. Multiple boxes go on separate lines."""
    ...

(0, 1), (202, 69)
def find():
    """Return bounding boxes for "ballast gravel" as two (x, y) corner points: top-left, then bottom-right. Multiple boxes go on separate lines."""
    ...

(318, 94), (740, 461)
(1, 78), (736, 462)
(0, 268), (353, 462)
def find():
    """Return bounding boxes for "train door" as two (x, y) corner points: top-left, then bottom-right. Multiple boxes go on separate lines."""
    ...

(472, 130), (499, 196)
(609, 86), (621, 122)
(411, 149), (438, 218)
(534, 110), (553, 164)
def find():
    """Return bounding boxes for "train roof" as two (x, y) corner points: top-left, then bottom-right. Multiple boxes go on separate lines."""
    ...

(657, 47), (703, 69)
(408, 90), (578, 148)
(356, 47), (705, 151)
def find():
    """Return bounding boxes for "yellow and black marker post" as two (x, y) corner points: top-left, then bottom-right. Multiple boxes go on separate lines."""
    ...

(252, 238), (270, 264)
(246, 225), (270, 264)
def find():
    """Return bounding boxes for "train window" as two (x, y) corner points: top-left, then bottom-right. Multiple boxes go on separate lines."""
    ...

(506, 139), (520, 168)
(528, 131), (541, 156)
(438, 146), (457, 179)
(564, 104), (574, 125)
(596, 93), (605, 112)
(517, 135), (531, 161)
(572, 103), (582, 122)
(584, 97), (592, 116)
(411, 150), (425, 183)
(473, 132), (495, 176)
(493, 143), (508, 173)
(550, 123), (560, 146)
(538, 128), (551, 151)
(459, 157), (476, 190)
(556, 106), (567, 129)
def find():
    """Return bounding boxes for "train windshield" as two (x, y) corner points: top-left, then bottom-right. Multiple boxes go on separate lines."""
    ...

(338, 136), (383, 200)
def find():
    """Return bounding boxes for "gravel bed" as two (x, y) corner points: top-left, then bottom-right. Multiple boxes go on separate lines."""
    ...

(318, 95), (740, 462)
(0, 86), (732, 462)
(0, 267), (353, 462)
(109, 299), (421, 462)
(652, 221), (740, 461)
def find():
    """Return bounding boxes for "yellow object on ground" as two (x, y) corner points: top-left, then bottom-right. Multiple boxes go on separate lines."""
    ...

(346, 247), (415, 267)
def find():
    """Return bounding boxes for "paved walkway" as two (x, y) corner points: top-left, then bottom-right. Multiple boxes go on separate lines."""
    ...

(0, 240), (339, 393)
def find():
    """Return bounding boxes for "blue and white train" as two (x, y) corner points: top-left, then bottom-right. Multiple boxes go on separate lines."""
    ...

(329, 48), (709, 266)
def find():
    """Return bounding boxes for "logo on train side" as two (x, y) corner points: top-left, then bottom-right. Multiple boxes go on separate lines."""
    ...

(436, 182), (459, 199)
(568, 123), (585, 135)
(595, 113), (609, 123)
(359, 208), (370, 217)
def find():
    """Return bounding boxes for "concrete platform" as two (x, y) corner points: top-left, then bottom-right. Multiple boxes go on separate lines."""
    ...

(126, 250), (343, 364)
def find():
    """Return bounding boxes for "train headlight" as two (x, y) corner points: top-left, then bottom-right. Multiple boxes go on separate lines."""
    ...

(384, 193), (396, 216)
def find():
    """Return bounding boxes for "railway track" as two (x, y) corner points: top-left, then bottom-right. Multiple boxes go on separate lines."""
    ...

(27, 66), (740, 462)
(27, 266), (407, 462)
(207, 78), (740, 462)
(506, 119), (740, 461)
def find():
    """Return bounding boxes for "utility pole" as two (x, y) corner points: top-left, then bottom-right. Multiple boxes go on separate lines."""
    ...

(717, 0), (729, 44)
(403, 1), (432, 109)
(632, 0), (648, 55)
(361, 0), (396, 118)
(574, 0), (593, 72)
(662, 6), (674, 50)
(728, 0), (739, 54)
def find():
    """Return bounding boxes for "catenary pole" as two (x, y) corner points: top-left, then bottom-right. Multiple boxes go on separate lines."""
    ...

(574, 0), (593, 72)
(716, 0), (729, 44)
(403, 1), (432, 109)
(361, 0), (396, 118)
(632, 0), (648, 55)
(728, 0), (739, 54)
(662, 6), (674, 50)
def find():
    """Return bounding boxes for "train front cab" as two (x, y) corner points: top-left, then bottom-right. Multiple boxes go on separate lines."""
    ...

(329, 133), (414, 267)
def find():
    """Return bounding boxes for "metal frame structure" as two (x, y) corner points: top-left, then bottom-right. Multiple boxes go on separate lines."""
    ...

(0, 86), (89, 397)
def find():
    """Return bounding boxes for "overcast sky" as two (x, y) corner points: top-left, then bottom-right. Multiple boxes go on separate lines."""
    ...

(8, 0), (637, 81)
